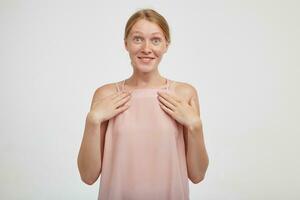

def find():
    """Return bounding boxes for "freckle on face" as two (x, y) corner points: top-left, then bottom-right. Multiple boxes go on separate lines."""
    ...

(125, 19), (168, 70)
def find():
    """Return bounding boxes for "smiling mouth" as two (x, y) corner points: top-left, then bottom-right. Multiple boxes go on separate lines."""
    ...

(138, 56), (155, 62)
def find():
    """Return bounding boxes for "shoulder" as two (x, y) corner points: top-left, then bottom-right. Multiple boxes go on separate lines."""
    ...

(90, 81), (120, 106)
(172, 80), (201, 116)
(171, 80), (198, 103)
(94, 82), (118, 97)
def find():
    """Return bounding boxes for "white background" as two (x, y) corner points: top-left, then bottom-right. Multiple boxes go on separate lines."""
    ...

(1, 0), (299, 199)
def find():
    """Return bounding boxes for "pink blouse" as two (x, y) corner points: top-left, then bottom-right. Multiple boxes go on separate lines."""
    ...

(98, 78), (189, 200)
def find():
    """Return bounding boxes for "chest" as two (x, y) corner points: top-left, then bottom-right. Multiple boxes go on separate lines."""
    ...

(112, 92), (182, 139)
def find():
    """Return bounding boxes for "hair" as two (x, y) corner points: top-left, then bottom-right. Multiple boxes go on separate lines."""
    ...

(124, 8), (171, 44)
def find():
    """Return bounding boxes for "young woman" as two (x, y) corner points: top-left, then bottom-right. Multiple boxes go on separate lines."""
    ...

(77, 8), (209, 200)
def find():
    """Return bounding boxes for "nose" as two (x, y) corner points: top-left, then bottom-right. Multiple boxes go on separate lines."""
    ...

(141, 40), (152, 54)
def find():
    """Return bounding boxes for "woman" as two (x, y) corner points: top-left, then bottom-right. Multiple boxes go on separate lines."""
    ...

(77, 8), (209, 200)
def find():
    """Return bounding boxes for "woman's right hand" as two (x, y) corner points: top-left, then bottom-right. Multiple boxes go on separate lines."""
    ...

(89, 91), (132, 123)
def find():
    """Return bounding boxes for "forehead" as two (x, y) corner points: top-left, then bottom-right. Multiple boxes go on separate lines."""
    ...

(130, 19), (164, 36)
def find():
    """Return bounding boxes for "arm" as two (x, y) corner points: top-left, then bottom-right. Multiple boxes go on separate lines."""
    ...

(183, 88), (209, 184)
(77, 87), (108, 185)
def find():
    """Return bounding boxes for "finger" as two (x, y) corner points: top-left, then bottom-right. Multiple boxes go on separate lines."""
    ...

(115, 103), (130, 114)
(159, 102), (173, 115)
(115, 94), (131, 108)
(166, 92), (182, 102)
(110, 90), (125, 99)
(158, 92), (179, 107)
(113, 91), (131, 103)
(158, 96), (175, 111)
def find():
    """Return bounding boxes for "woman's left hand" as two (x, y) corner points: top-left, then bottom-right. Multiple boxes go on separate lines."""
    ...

(157, 91), (200, 128)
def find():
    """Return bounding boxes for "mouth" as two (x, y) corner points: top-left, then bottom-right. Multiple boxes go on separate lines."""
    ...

(138, 56), (155, 63)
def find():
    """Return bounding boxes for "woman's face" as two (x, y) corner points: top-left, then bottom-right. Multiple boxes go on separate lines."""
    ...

(125, 19), (169, 73)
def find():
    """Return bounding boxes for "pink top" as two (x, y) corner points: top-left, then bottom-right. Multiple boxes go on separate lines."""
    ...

(98, 78), (189, 200)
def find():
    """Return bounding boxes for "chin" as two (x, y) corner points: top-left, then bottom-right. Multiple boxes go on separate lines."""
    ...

(137, 66), (156, 73)
(133, 62), (158, 72)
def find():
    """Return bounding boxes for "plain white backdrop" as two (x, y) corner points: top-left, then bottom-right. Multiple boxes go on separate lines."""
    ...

(1, 0), (299, 199)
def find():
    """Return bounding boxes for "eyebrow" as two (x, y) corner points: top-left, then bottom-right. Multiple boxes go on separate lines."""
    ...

(131, 31), (163, 36)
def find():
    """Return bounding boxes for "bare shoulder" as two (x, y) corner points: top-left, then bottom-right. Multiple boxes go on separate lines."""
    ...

(172, 80), (198, 103)
(89, 82), (120, 109)
(172, 80), (201, 117)
(93, 82), (119, 98)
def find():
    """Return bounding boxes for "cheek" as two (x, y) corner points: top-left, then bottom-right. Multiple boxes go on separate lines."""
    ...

(153, 47), (166, 56)
(127, 43), (140, 53)
(132, 47), (143, 55)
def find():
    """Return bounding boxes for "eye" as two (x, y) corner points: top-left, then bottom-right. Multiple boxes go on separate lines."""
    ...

(133, 36), (143, 42)
(152, 37), (162, 45)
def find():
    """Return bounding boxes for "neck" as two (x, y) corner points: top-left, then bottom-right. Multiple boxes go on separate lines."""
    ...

(125, 73), (167, 88)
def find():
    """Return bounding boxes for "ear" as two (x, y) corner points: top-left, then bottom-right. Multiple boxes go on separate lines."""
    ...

(164, 42), (169, 53)
(124, 39), (128, 51)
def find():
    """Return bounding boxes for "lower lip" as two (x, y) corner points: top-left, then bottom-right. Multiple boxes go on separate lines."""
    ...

(138, 57), (154, 63)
